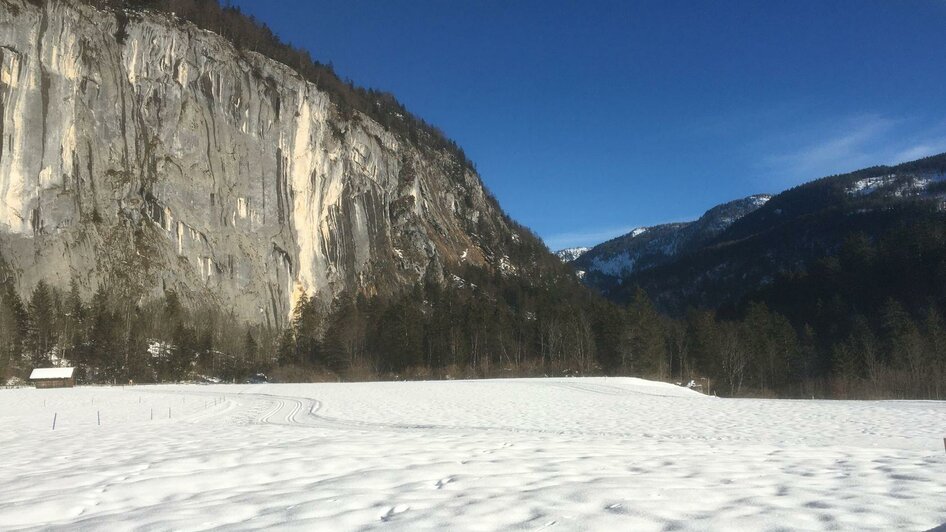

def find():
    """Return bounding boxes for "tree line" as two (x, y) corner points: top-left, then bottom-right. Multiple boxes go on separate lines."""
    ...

(0, 277), (274, 385)
(2, 248), (943, 399)
(727, 218), (946, 399)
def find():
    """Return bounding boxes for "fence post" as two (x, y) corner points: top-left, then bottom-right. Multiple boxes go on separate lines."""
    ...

(97, 411), (100, 426)
(52, 413), (57, 430)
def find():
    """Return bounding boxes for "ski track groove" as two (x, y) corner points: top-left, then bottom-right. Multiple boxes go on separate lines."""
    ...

(136, 384), (779, 443)
(137, 382), (678, 437)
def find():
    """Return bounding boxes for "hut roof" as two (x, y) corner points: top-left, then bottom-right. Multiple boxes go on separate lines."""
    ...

(29, 367), (75, 380)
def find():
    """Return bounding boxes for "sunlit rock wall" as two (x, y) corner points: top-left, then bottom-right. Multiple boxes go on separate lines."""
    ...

(0, 0), (505, 327)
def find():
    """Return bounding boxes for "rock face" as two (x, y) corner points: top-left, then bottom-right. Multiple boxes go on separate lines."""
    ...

(0, 0), (521, 327)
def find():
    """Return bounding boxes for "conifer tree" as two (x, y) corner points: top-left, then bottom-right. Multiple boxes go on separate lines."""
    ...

(26, 281), (55, 367)
(0, 284), (27, 377)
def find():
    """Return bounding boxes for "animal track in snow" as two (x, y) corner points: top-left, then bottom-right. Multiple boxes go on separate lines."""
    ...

(379, 505), (410, 521)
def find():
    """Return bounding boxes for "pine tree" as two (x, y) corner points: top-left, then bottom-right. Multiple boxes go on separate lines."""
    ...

(323, 295), (366, 372)
(849, 315), (880, 384)
(88, 285), (121, 382)
(742, 302), (795, 392)
(63, 278), (86, 372)
(374, 293), (424, 373)
(26, 281), (55, 367)
(172, 323), (198, 380)
(719, 321), (748, 396)
(244, 330), (258, 363)
(626, 288), (665, 376)
(831, 340), (859, 398)
(293, 295), (323, 367)
(921, 306), (946, 399)
(0, 285), (28, 377)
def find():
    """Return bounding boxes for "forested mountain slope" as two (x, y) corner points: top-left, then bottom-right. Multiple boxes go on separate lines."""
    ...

(615, 154), (946, 313)
(567, 194), (771, 294)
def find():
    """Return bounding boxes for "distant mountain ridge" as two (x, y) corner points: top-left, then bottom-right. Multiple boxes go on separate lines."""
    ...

(561, 194), (771, 294)
(554, 247), (590, 262)
(563, 153), (946, 313)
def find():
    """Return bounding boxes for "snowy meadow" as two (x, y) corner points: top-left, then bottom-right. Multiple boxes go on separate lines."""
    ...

(1, 378), (944, 531)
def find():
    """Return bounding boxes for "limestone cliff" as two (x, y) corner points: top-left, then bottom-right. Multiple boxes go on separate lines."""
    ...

(0, 0), (527, 327)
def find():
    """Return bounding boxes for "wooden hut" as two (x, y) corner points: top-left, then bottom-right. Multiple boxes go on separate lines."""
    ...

(29, 367), (76, 388)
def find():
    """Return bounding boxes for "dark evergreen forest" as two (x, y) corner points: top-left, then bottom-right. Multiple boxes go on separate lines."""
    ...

(3, 219), (945, 400)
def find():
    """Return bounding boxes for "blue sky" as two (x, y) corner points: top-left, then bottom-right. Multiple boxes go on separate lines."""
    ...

(230, 0), (946, 250)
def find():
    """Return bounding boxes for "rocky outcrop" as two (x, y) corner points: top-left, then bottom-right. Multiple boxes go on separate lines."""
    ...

(0, 0), (520, 327)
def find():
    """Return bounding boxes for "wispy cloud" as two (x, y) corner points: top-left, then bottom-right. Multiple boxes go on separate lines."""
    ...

(758, 114), (894, 182)
(546, 114), (946, 251)
(755, 114), (946, 187)
(543, 226), (638, 251)
(890, 137), (946, 165)
(543, 214), (698, 250)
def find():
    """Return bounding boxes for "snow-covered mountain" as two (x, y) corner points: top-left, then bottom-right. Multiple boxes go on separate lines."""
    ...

(590, 154), (946, 312)
(568, 194), (771, 291)
(554, 247), (590, 262)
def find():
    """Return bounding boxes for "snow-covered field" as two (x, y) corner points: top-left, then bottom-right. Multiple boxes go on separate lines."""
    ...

(1, 378), (944, 531)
